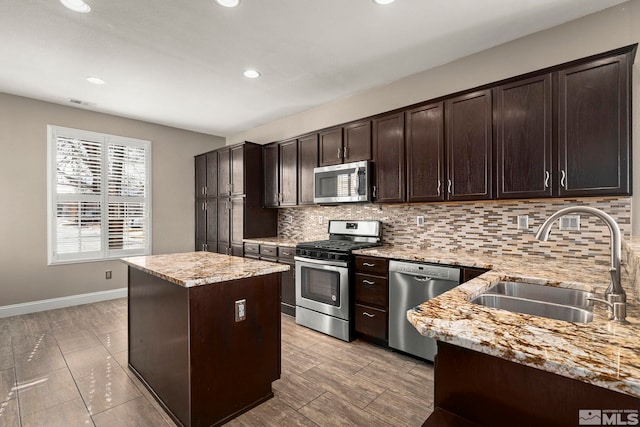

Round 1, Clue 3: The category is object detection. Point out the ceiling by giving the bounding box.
[0,0,627,138]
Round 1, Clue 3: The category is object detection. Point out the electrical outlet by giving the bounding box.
[517,215,529,230]
[285,215,293,224]
[235,299,246,322]
[105,270,112,280]
[559,215,580,231]
[318,215,323,225]
[416,216,425,227]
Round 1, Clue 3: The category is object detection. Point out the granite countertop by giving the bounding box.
[242,237,300,248]
[122,251,290,288]
[354,245,640,399]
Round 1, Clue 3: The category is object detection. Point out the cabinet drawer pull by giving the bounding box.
[362,279,376,285]
[544,171,550,189]
[447,179,452,194]
[560,170,566,188]
[362,312,375,318]
[362,262,376,267]
[281,251,291,256]
[437,180,441,196]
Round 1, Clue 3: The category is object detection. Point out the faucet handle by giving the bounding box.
[586,297,628,324]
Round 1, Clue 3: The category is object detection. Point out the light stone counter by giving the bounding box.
[242,237,300,248]
[122,251,290,288]
[353,245,640,399]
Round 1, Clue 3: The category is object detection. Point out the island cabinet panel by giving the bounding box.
[406,102,445,202]
[128,267,191,426]
[445,90,493,201]
[128,267,281,427]
[558,53,631,197]
[373,112,405,203]
[425,342,640,427]
[496,74,553,199]
[297,133,318,205]
[319,127,343,166]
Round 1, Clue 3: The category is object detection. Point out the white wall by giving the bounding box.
[227,0,640,235]
[0,93,225,306]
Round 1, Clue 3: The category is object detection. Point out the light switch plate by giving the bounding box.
[235,299,246,322]
[416,216,425,227]
[517,215,529,230]
[318,215,323,225]
[559,215,580,231]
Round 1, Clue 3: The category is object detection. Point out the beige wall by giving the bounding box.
[0,93,225,306]
[228,0,640,235]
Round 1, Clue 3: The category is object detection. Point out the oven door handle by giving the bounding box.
[294,256,349,268]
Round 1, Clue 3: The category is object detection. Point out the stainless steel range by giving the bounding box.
[294,220,382,341]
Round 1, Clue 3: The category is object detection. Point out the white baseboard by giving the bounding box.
[0,288,127,318]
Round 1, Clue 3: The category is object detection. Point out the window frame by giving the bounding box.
[47,125,152,265]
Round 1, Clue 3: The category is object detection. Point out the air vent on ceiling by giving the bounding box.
[67,98,95,107]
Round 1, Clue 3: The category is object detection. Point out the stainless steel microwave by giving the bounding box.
[313,161,371,204]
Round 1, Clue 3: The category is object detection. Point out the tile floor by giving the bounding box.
[0,298,434,426]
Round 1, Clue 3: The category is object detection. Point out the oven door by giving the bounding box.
[295,256,350,320]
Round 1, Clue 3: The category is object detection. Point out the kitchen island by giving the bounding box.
[122,252,290,427]
[355,246,640,427]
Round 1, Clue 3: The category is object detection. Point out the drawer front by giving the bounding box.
[260,256,278,263]
[354,273,388,308]
[244,243,259,255]
[354,256,388,276]
[354,304,387,340]
[277,246,295,261]
[244,254,260,260]
[259,245,278,257]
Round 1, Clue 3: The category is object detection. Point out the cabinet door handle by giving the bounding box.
[362,279,376,285]
[447,179,452,194]
[437,180,441,196]
[337,148,342,159]
[281,251,291,256]
[201,202,206,211]
[544,171,550,188]
[560,170,566,188]
[372,186,377,198]
[343,146,348,159]
[363,262,375,267]
[362,312,375,318]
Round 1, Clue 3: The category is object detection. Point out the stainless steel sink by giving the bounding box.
[483,281,595,307]
[470,281,595,323]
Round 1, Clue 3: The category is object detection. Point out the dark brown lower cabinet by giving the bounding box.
[280,260,295,316]
[128,267,281,427]
[424,342,640,427]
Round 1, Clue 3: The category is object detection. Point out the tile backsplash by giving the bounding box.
[278,197,631,266]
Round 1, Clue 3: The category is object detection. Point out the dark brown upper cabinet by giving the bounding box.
[263,140,298,207]
[217,147,230,196]
[319,127,343,166]
[445,89,493,201]
[297,133,318,205]
[263,144,279,208]
[557,53,631,197]
[195,152,217,199]
[373,112,405,203]
[195,154,207,199]
[496,74,553,199]
[230,145,245,196]
[319,120,371,166]
[406,102,445,202]
[279,139,298,206]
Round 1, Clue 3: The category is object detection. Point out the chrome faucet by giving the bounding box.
[535,206,627,323]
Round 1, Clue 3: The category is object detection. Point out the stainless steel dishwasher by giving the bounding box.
[388,260,461,361]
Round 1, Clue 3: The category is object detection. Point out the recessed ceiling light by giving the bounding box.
[60,0,91,13]
[243,69,260,79]
[86,76,105,85]
[373,0,395,4]
[217,0,239,7]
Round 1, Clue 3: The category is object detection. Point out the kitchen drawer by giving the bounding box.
[354,304,387,341]
[354,273,388,308]
[277,246,295,261]
[354,256,388,276]
[244,243,259,255]
[259,245,278,257]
